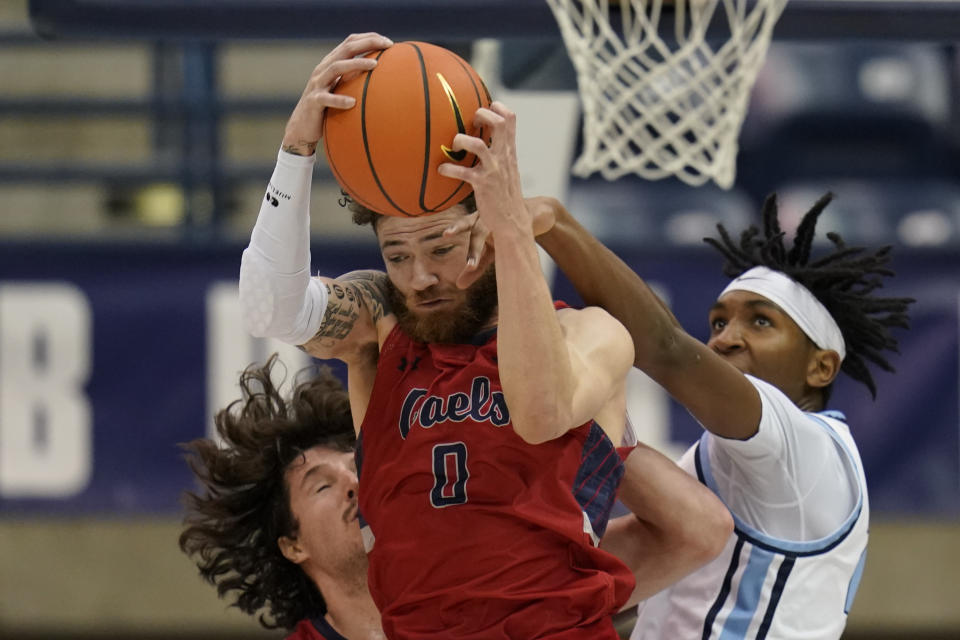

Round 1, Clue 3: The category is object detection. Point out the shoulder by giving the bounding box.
[749,376,840,437]
[339,268,388,283]
[709,375,853,461]
[746,375,800,415]
[335,269,391,299]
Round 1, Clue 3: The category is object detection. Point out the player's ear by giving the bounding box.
[806,348,841,389]
[278,535,308,565]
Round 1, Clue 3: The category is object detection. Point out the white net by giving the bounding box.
[546,0,788,188]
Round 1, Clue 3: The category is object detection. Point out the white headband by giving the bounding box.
[720,266,846,361]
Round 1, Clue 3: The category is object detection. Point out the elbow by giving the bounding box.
[239,250,269,337]
[238,248,314,343]
[666,484,733,568]
[691,501,734,564]
[717,508,735,550]
[238,297,272,339]
[642,324,694,378]
[515,430,555,446]
[238,274,274,339]
[513,421,560,445]
[511,407,569,445]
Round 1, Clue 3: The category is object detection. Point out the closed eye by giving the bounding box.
[433,245,454,256]
[386,255,407,264]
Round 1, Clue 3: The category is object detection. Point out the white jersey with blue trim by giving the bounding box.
[631,376,869,640]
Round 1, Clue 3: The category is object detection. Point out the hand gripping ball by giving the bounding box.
[323,41,492,217]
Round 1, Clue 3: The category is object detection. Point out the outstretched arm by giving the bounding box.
[537,200,763,440]
[601,444,733,607]
[440,104,633,444]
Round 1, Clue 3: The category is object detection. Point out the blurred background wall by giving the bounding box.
[1,1,959,638]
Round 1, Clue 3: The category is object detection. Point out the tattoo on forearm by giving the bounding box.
[309,271,392,344]
[282,140,318,156]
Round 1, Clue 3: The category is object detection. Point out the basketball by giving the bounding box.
[322,41,492,217]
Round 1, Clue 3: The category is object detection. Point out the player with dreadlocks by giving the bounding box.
[179,354,385,640]
[703,192,911,403]
[444,191,911,639]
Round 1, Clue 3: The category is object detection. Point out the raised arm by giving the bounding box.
[439,104,634,444]
[238,34,394,362]
[601,444,733,607]
[280,32,392,156]
[537,200,763,440]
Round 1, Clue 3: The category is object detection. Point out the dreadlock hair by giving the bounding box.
[339,190,477,231]
[179,353,355,630]
[704,192,914,402]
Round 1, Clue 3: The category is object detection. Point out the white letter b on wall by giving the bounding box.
[0,283,92,498]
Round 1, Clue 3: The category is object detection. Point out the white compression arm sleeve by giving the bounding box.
[239,149,329,346]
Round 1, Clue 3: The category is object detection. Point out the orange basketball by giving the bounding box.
[323,41,492,217]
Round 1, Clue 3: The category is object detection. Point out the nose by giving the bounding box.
[410,257,439,291]
[345,470,359,500]
[710,322,745,355]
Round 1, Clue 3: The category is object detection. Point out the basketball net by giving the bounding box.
[546,0,787,188]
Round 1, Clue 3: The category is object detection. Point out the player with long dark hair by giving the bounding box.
[180,354,384,640]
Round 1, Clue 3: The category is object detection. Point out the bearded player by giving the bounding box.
[239,32,731,639]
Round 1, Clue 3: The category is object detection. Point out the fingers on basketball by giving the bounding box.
[323,41,492,217]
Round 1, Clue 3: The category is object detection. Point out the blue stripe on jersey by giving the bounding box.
[818,409,847,422]
[844,547,867,613]
[702,536,745,640]
[696,425,863,556]
[571,422,623,539]
[718,546,775,640]
[755,555,795,640]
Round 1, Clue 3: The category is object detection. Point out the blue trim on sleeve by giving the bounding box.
[844,547,868,614]
[818,409,847,423]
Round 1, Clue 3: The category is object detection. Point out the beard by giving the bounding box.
[387,266,498,344]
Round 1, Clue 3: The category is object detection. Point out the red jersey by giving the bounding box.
[356,322,635,640]
[285,617,347,640]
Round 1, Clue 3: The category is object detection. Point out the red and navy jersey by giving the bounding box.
[285,617,348,640]
[356,320,635,640]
